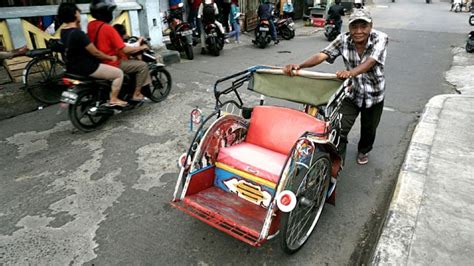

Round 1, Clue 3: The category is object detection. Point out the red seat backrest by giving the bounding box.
[245,106,326,155]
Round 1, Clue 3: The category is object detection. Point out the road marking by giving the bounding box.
[376,5,389,8]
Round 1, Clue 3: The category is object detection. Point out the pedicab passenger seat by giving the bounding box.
[217,106,326,184]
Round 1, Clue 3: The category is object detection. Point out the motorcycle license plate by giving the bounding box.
[180,30,193,36]
[61,91,78,104]
[259,27,269,32]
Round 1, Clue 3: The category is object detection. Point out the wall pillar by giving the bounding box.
[5,18,26,48]
[136,0,164,48]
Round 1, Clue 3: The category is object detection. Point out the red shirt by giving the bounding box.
[87,20,125,67]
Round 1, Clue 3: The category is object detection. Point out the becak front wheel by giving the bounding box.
[280,152,331,254]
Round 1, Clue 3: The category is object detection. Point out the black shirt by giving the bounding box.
[258,3,273,20]
[61,28,100,76]
[328,4,345,21]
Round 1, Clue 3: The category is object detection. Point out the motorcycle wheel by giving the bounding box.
[256,35,267,49]
[290,30,295,39]
[467,43,474,53]
[210,44,220,56]
[469,15,474,26]
[184,44,194,60]
[69,89,110,132]
[146,68,172,102]
[279,152,331,254]
[281,27,293,40]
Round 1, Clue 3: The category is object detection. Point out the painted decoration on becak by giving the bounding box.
[224,178,272,208]
[294,138,315,163]
[192,116,248,171]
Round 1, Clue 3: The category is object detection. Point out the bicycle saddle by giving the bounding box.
[26,49,52,57]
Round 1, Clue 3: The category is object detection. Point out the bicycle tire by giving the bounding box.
[24,56,66,104]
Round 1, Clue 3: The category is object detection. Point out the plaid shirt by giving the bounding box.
[321,29,388,108]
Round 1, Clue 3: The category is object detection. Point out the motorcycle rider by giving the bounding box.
[327,0,345,34]
[198,0,226,54]
[87,0,151,102]
[257,0,279,44]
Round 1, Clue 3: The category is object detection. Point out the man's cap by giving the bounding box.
[348,9,372,25]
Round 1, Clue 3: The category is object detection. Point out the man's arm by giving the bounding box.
[283,52,329,76]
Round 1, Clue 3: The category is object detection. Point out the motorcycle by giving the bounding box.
[202,20,225,56]
[253,19,273,48]
[466,31,474,53]
[60,40,172,132]
[164,4,195,60]
[451,0,464,13]
[324,19,340,42]
[275,16,295,40]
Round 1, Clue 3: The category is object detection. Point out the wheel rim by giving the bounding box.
[70,92,108,131]
[284,156,330,250]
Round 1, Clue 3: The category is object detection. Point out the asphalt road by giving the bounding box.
[0,0,469,264]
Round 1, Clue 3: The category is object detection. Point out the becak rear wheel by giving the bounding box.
[280,152,331,254]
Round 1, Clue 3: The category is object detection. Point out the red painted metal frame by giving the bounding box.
[172,187,271,247]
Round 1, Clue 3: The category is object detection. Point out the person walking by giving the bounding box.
[283,9,388,165]
[226,0,241,43]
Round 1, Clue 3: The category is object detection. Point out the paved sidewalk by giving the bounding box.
[372,48,474,264]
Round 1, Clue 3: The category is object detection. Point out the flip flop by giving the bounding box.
[106,102,130,109]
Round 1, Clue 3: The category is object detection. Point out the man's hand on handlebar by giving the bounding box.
[283,64,300,76]
[336,70,353,79]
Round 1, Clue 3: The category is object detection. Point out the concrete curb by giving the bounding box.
[371,94,474,265]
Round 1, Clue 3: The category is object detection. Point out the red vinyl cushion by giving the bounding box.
[217,142,287,184]
[245,106,326,155]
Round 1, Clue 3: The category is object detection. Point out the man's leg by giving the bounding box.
[338,98,360,162]
[120,60,151,100]
[269,20,278,43]
[358,100,384,154]
[199,19,207,53]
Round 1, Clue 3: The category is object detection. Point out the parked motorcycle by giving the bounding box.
[466,31,474,53]
[253,19,273,48]
[60,40,172,132]
[165,4,195,60]
[469,3,474,25]
[324,19,340,42]
[451,0,464,12]
[275,16,295,40]
[202,20,225,56]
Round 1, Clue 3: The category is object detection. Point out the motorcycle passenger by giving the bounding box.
[327,0,345,34]
[87,0,151,102]
[258,0,278,44]
[198,0,227,53]
[57,3,127,107]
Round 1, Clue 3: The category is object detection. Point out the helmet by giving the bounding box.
[90,0,117,23]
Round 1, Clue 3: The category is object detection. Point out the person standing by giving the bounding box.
[257,0,278,44]
[227,0,241,43]
[327,0,345,34]
[188,0,202,36]
[283,9,388,165]
[221,0,232,33]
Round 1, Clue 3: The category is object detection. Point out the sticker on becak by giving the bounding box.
[295,138,315,162]
[224,178,272,207]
